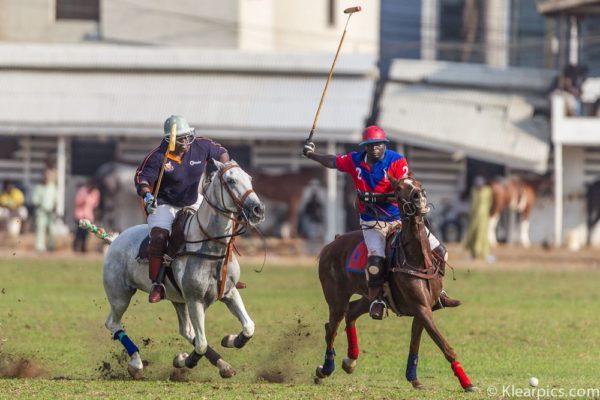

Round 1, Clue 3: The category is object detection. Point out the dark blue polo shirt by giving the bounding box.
[134,137,227,207]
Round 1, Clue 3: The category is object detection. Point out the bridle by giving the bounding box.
[202,163,256,224]
[396,181,427,218]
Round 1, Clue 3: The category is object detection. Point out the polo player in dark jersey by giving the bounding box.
[135,115,229,303]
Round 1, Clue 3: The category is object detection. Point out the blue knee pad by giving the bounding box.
[405,353,418,381]
[322,349,336,375]
[113,330,139,356]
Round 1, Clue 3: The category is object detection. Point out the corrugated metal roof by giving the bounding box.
[0,44,376,141]
[0,43,375,75]
[379,82,550,173]
[388,59,556,93]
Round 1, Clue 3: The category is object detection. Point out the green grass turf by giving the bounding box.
[0,257,599,399]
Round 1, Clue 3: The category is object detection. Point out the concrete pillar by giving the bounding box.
[325,140,338,242]
[23,136,32,192]
[56,136,66,219]
[569,16,579,65]
[421,0,438,60]
[485,0,509,67]
[554,143,563,247]
[551,95,564,247]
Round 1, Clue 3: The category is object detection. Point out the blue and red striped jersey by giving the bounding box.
[335,150,410,221]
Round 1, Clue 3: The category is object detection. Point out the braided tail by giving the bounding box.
[78,219,117,244]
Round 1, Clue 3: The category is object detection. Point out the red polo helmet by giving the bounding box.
[359,125,390,146]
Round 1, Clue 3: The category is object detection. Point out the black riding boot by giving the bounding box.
[366,255,386,320]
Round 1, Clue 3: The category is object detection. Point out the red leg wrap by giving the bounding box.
[346,326,359,359]
[451,361,472,389]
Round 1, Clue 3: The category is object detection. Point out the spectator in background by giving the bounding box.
[560,64,588,116]
[0,181,28,239]
[32,173,58,252]
[464,176,492,260]
[73,178,101,253]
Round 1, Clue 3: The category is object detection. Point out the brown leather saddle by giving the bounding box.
[136,208,195,263]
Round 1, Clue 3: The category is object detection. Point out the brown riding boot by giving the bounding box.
[148,257,166,303]
[148,227,169,303]
[366,256,386,320]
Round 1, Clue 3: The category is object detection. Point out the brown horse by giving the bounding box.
[251,167,323,238]
[489,177,536,248]
[315,177,477,392]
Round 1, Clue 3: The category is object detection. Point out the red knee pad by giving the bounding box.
[451,361,472,389]
[346,326,359,359]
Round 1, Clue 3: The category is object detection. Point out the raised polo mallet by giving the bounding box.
[152,122,177,207]
[305,6,362,146]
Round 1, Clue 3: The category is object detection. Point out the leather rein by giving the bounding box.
[174,163,255,298]
[389,185,440,280]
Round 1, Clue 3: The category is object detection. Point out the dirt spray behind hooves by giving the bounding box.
[255,316,317,383]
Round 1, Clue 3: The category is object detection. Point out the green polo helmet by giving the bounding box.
[163,115,194,140]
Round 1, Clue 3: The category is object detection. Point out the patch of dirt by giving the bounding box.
[0,353,47,378]
[169,368,189,382]
[97,350,144,380]
[255,317,315,384]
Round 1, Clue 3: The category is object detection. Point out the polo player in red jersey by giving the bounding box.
[303,125,460,319]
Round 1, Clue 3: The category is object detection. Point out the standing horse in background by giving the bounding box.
[99,160,265,379]
[252,167,322,238]
[315,177,477,392]
[95,161,144,233]
[489,177,536,248]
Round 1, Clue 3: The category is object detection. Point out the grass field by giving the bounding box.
[1,253,600,399]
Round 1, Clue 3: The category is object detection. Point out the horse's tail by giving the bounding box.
[78,219,118,244]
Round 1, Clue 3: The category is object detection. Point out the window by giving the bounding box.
[56,0,99,21]
[509,0,546,68]
[437,0,485,63]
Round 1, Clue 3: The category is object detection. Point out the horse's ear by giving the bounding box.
[206,158,220,176]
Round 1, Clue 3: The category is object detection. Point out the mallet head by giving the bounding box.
[344,6,362,14]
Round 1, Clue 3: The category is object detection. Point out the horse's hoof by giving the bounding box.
[410,380,426,390]
[315,366,330,379]
[173,353,189,369]
[341,358,356,374]
[219,367,236,379]
[464,385,480,392]
[127,364,143,380]
[217,359,236,378]
[221,334,236,348]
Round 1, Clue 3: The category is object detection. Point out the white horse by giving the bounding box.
[100,159,265,379]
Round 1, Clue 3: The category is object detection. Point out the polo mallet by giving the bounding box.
[152,123,177,206]
[305,6,362,145]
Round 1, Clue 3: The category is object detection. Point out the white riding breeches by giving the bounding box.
[147,195,203,233]
[360,218,441,258]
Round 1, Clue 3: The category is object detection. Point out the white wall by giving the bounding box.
[101,0,239,47]
[530,146,591,246]
[273,0,378,54]
[238,0,274,51]
[0,0,98,43]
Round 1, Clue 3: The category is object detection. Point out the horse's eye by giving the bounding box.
[227,178,235,185]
